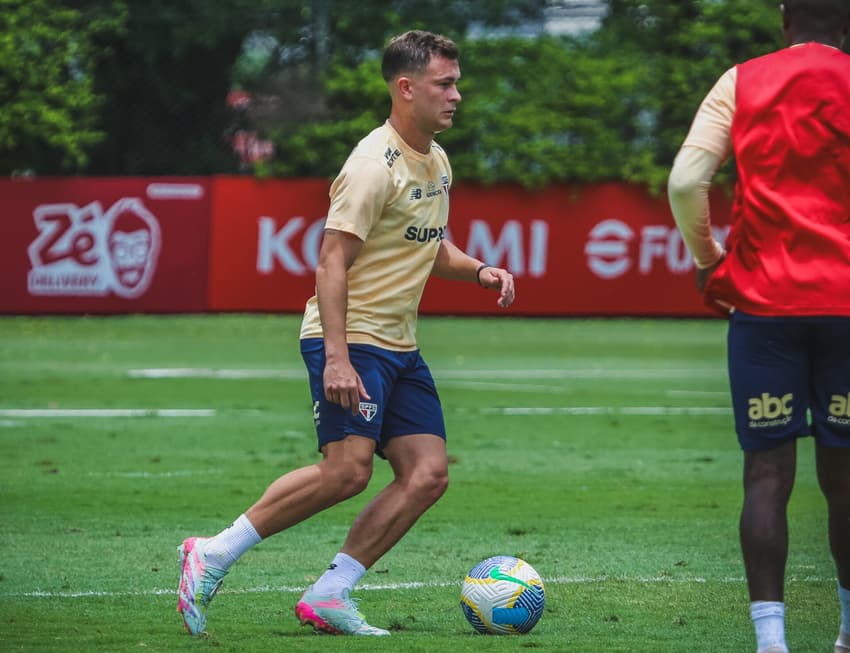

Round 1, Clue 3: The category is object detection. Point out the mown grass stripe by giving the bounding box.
[2,575,833,600]
[0,409,216,418]
[483,406,731,416]
[127,367,725,380]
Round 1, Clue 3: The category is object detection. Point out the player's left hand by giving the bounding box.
[478,266,515,308]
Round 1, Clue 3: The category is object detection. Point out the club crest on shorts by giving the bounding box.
[358,402,378,422]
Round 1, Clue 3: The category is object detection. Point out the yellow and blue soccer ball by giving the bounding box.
[460,555,545,634]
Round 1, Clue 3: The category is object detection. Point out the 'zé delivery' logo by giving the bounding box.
[27,198,162,299]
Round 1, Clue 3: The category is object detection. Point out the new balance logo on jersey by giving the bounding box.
[409,187,422,200]
[828,393,850,426]
[404,225,447,243]
[359,402,378,422]
[748,392,793,427]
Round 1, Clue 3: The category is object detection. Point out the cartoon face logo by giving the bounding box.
[108,207,156,292]
[27,197,162,299]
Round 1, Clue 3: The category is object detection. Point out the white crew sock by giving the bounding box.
[839,584,850,645]
[751,601,787,653]
[311,552,367,597]
[204,514,262,571]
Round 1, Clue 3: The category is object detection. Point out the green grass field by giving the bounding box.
[0,315,840,652]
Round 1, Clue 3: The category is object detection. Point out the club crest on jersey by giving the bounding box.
[441,174,449,196]
[358,402,378,422]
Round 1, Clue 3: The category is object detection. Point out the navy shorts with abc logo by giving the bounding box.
[727,311,850,452]
[300,338,447,454]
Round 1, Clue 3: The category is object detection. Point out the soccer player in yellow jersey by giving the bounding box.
[176,30,515,637]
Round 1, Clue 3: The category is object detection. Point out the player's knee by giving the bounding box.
[818,469,850,505]
[743,448,795,495]
[325,459,373,499]
[412,465,449,505]
[743,472,794,507]
[342,461,373,498]
[816,446,850,503]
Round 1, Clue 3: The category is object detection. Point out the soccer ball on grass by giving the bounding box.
[460,555,545,634]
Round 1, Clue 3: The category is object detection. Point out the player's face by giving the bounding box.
[411,54,461,134]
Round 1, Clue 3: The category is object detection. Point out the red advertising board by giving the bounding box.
[422,182,734,316]
[208,178,733,317]
[1,176,733,317]
[0,178,211,314]
[208,176,331,312]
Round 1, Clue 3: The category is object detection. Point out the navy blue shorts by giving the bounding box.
[300,338,446,455]
[727,311,850,452]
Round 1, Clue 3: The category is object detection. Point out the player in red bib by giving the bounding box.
[668,2,850,652]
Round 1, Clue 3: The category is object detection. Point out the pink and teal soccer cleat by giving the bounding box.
[176,537,227,636]
[295,587,390,636]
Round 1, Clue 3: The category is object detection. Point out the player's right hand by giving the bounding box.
[323,359,370,415]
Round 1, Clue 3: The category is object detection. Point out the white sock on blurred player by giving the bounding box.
[751,601,787,653]
[837,584,850,650]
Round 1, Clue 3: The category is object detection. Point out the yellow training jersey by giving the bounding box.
[299,121,452,350]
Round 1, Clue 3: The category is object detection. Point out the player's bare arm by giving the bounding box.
[315,229,370,414]
[431,239,515,308]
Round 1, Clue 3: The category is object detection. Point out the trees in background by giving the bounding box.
[0,0,125,174]
[83,0,284,175]
[2,0,796,187]
[596,0,780,188]
[250,0,782,190]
